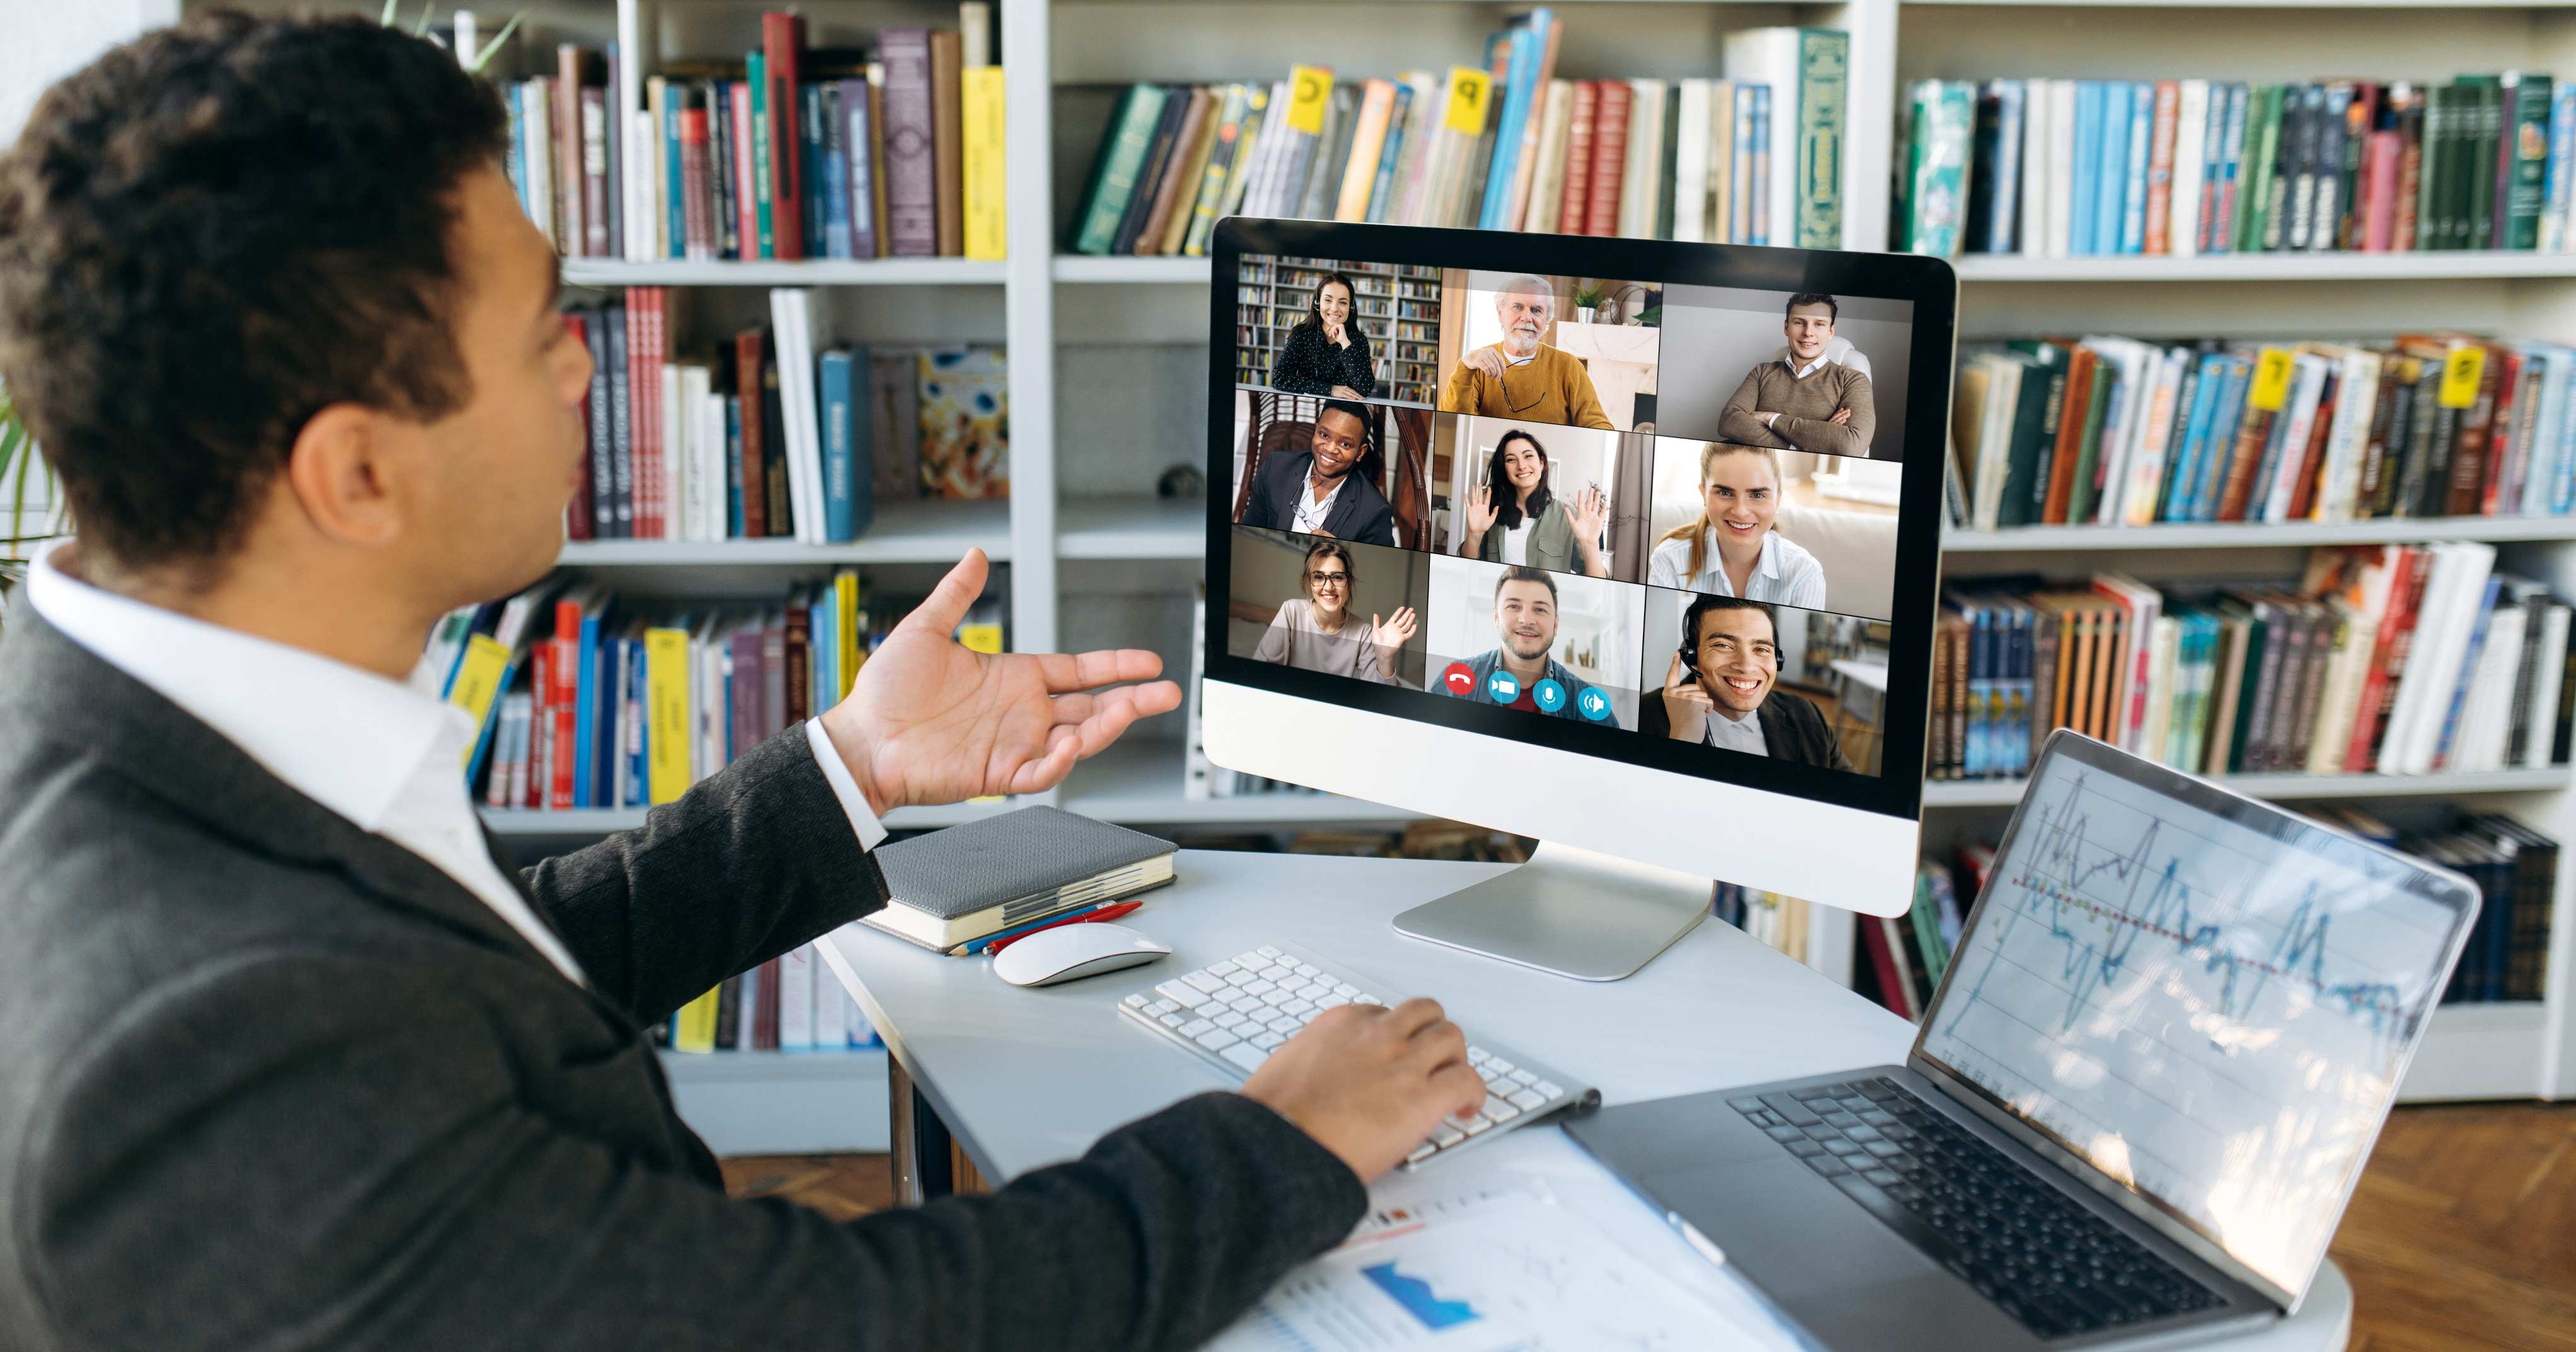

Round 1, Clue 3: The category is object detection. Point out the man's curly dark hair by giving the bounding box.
[0,11,512,573]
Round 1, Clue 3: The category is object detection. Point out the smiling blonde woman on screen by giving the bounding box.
[1647,442,1827,610]
[1250,540,1413,684]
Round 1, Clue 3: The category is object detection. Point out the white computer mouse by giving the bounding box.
[991,923,1172,988]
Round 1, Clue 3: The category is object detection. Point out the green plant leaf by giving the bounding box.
[468,11,526,75]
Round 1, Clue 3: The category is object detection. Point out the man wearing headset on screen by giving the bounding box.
[1642,595,1851,770]
[1437,275,1614,432]
[1430,567,1619,727]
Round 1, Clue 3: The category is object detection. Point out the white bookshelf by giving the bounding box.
[117,0,2569,1114]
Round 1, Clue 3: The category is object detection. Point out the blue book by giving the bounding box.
[1478,20,1545,230]
[571,604,602,809]
[812,598,836,710]
[2159,355,2225,520]
[2189,358,2253,521]
[817,348,874,541]
[822,88,854,259]
[2071,83,2105,253]
[802,84,829,260]
[2214,84,2250,252]
[623,638,648,808]
[1982,80,2026,254]
[726,396,746,538]
[2093,82,2130,255]
[663,91,686,260]
[2120,81,2153,253]
[1366,84,1415,225]
[2549,84,2576,252]
[2434,578,2505,769]
[503,84,528,211]
[589,628,618,808]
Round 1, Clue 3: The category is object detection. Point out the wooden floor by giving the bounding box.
[725,1102,2576,1351]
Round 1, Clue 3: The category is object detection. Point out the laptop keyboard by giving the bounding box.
[1730,1077,2224,1341]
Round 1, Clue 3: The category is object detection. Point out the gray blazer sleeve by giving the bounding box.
[18,951,1367,1352]
[519,727,884,1025]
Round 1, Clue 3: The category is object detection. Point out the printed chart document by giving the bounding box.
[1208,1178,1809,1351]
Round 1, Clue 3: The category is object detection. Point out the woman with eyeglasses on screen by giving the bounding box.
[1268,271,1377,399]
[1249,540,1415,684]
[1456,428,1609,577]
[1647,442,1828,609]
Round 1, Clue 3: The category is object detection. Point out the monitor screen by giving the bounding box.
[1915,736,2478,1300]
[1207,219,1955,821]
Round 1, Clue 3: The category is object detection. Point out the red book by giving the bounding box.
[761,12,807,260]
[2142,81,2178,254]
[1860,915,1916,1020]
[2284,381,2338,521]
[1584,80,1631,238]
[730,79,760,263]
[753,956,782,1049]
[734,327,768,539]
[624,301,653,540]
[2364,130,2401,251]
[2481,347,2527,516]
[642,288,668,538]
[526,642,555,809]
[1557,81,1596,234]
[680,95,715,260]
[2347,546,2428,771]
[553,46,588,255]
[548,603,582,810]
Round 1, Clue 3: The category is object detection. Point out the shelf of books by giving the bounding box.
[565,260,1006,288]
[1947,516,2576,552]
[1950,253,2576,284]
[1922,766,2573,807]
[651,932,895,1155]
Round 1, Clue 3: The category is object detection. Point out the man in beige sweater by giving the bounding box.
[1439,275,1614,430]
[1718,293,1878,459]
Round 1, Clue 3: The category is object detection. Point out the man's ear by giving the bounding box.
[282,402,406,547]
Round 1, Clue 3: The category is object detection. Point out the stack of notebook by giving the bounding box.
[860,806,1178,955]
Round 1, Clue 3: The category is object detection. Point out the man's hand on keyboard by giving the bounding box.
[1239,997,1490,1182]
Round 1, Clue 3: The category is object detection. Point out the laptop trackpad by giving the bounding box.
[1645,1159,1941,1300]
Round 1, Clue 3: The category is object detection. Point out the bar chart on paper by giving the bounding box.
[1210,1190,1749,1351]
[1919,756,2469,1296]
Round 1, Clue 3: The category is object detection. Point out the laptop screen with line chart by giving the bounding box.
[1914,732,2479,1303]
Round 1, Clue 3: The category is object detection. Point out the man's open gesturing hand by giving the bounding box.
[818,549,1182,815]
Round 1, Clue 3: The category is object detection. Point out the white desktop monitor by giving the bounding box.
[1205,219,1958,980]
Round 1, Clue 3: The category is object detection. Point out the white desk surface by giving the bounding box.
[819,849,2348,1351]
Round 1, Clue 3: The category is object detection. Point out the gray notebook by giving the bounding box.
[862,806,1178,950]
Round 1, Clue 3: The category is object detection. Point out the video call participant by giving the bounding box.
[1238,398,1397,546]
[1267,271,1377,399]
[1644,596,1852,770]
[1458,429,1608,577]
[1437,274,1613,431]
[1647,442,1827,608]
[1250,541,1415,684]
[1718,293,1877,459]
[1433,567,1619,727]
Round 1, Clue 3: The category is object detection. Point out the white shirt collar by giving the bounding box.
[25,539,458,833]
[1698,527,1784,585]
[1785,351,1829,379]
[1501,343,1541,367]
[1294,468,1348,529]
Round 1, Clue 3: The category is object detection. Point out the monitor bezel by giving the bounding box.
[1206,216,1958,821]
[1907,729,2484,1310]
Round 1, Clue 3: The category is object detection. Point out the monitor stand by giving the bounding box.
[1391,841,1709,981]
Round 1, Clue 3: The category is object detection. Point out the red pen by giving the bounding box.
[982,901,1145,957]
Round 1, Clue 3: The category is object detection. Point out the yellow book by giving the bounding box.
[962,66,1008,260]
[672,986,721,1053]
[957,620,1003,656]
[646,627,692,804]
[835,571,864,700]
[446,635,514,769]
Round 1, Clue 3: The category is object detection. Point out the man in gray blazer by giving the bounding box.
[0,15,1486,1351]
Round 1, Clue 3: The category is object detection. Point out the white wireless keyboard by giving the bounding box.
[1118,942,1596,1168]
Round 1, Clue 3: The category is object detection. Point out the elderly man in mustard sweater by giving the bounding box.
[1719,293,1879,459]
[1439,275,1614,430]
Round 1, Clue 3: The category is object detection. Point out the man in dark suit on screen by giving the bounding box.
[0,16,1486,1351]
[1236,398,1400,546]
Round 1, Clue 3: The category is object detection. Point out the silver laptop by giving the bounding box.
[1566,731,2481,1350]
